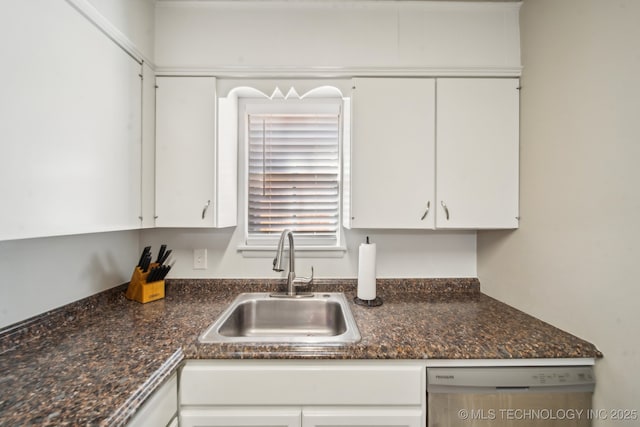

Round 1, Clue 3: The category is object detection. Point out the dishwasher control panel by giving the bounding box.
[531,368,594,386]
[428,366,595,391]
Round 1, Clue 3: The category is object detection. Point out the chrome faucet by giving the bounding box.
[272,229,313,297]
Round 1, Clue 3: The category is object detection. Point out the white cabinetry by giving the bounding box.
[126,373,177,427]
[347,78,436,229]
[181,407,301,427]
[303,408,422,427]
[436,78,520,229]
[155,76,236,228]
[0,0,142,240]
[346,77,519,230]
[179,361,425,427]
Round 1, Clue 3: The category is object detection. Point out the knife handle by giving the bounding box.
[137,246,151,268]
[159,249,172,265]
[156,244,167,263]
[147,267,156,282]
[159,265,171,280]
[142,253,152,272]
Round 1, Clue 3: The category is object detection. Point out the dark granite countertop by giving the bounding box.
[0,278,601,426]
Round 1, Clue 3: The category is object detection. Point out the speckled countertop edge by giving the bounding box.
[98,348,181,427]
[0,278,602,426]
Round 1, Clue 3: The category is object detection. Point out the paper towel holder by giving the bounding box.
[354,296,383,307]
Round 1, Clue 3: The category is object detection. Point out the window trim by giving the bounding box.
[237,96,347,255]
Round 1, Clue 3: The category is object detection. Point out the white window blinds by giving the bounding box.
[247,112,340,246]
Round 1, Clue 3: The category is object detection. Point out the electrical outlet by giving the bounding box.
[193,248,207,270]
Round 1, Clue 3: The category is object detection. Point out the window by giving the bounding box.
[243,100,342,248]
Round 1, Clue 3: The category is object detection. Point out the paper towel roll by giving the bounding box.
[357,242,377,300]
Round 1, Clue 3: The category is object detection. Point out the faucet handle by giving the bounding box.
[293,266,314,287]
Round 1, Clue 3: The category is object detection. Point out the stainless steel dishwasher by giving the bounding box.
[427,366,595,427]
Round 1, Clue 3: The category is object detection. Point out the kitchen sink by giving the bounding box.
[199,292,361,345]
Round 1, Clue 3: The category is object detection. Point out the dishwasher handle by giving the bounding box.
[428,384,593,394]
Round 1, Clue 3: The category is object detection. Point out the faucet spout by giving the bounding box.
[272,229,313,297]
[273,229,295,274]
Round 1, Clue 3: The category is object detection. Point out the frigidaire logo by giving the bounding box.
[436,375,455,379]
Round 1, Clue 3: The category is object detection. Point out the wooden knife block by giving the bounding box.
[125,264,165,304]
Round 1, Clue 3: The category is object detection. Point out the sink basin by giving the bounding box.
[199,292,361,345]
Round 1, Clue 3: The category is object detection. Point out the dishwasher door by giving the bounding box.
[427,366,595,427]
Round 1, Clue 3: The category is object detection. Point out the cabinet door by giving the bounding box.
[126,374,177,427]
[180,360,424,407]
[302,407,422,427]
[155,76,217,227]
[349,78,436,229]
[1,0,142,240]
[436,78,520,229]
[180,407,301,427]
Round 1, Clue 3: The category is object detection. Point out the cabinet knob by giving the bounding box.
[202,200,211,219]
[420,201,431,221]
[441,201,450,220]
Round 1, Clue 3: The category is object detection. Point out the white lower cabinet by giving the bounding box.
[181,407,301,427]
[303,408,422,427]
[126,373,177,427]
[181,407,421,427]
[179,361,426,427]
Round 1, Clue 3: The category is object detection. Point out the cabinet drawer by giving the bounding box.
[180,361,425,406]
[181,407,301,427]
[302,407,422,427]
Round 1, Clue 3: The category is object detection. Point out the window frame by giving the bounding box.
[238,96,346,254]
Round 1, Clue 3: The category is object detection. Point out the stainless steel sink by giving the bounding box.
[199,292,361,345]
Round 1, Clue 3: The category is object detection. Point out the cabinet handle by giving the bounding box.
[420,201,431,220]
[202,200,211,219]
[441,201,450,220]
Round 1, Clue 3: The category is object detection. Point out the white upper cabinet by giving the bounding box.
[156,1,521,74]
[0,0,142,241]
[347,78,436,229]
[346,77,519,230]
[155,76,237,228]
[436,78,520,229]
[155,76,215,227]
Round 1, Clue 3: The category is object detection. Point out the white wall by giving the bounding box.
[0,0,155,329]
[141,228,477,279]
[477,0,640,423]
[0,231,139,328]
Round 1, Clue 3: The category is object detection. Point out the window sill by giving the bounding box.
[237,244,347,259]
